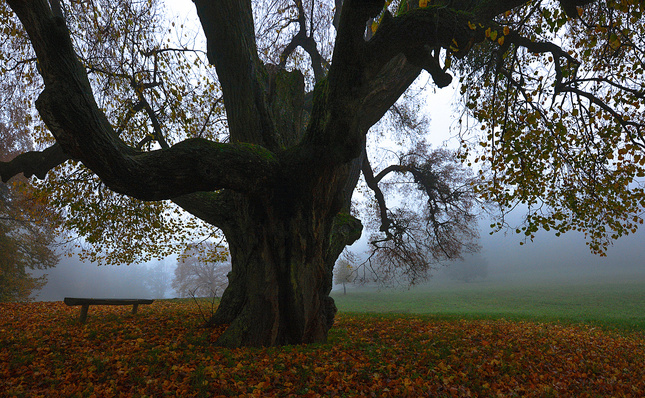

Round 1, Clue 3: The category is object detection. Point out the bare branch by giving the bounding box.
[132,81,169,150]
[279,0,326,82]
[560,86,645,149]
[361,155,391,233]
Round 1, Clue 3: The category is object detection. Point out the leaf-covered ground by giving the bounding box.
[1,300,644,397]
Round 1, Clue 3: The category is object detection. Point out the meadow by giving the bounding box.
[332,276,645,333]
[1,277,645,397]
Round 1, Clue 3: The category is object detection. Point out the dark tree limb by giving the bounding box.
[357,55,421,133]
[171,191,237,231]
[7,0,279,199]
[48,0,62,18]
[363,2,534,78]
[558,0,595,18]
[0,143,69,182]
[193,0,277,148]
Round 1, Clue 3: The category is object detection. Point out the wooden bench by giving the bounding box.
[64,297,154,323]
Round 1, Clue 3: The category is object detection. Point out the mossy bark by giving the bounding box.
[208,167,361,347]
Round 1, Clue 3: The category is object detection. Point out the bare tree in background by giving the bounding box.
[334,258,355,295]
[172,243,231,298]
[145,261,170,299]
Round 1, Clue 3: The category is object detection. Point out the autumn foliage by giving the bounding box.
[0,110,59,302]
[1,300,644,397]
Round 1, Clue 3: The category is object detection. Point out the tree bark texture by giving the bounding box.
[208,186,355,347]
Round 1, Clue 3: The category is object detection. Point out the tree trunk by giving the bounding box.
[207,166,361,348]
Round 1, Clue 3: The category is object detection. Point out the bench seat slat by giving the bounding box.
[64,298,154,306]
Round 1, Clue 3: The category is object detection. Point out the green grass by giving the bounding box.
[331,277,645,334]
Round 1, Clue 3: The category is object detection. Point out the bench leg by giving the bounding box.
[132,303,139,314]
[79,304,89,323]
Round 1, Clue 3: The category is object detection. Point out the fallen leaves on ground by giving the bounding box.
[1,300,644,397]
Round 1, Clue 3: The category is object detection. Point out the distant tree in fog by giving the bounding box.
[446,254,488,283]
[172,242,230,298]
[334,259,355,295]
[145,262,170,299]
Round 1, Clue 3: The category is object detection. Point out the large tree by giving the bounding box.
[1,0,644,346]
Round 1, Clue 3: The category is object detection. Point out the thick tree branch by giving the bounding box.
[0,143,69,182]
[48,0,62,18]
[171,191,237,231]
[366,8,473,76]
[193,0,277,148]
[327,0,381,92]
[302,0,382,160]
[558,0,595,18]
[364,2,532,81]
[310,1,535,166]
[358,55,421,133]
[305,55,419,166]
[7,0,278,199]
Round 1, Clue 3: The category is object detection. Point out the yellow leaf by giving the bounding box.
[419,0,428,7]
[503,26,510,35]
[490,30,498,41]
[498,36,505,46]
[371,21,378,33]
[485,27,491,38]
[468,21,476,30]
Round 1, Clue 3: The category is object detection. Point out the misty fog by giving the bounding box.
[30,209,645,302]
[465,224,645,285]
[30,256,175,302]
[338,209,645,292]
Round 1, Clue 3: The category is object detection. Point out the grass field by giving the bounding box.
[331,276,645,333]
[2,278,645,397]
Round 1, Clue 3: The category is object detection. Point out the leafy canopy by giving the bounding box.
[455,0,645,254]
[0,107,59,302]
[1,0,644,271]
[0,0,222,264]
